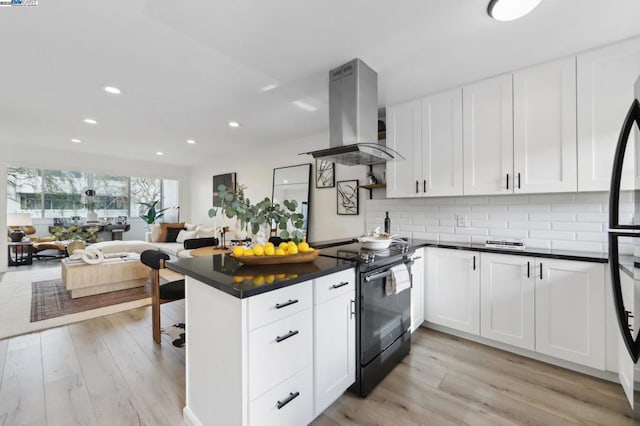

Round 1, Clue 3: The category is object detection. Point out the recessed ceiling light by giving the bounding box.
[83,118,98,124]
[71,138,82,143]
[186,139,196,144]
[293,100,318,112]
[156,151,164,156]
[104,86,121,94]
[228,121,241,128]
[487,0,542,21]
[260,84,278,92]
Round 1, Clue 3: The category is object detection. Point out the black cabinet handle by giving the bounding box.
[539,263,543,280]
[275,299,298,309]
[277,391,300,409]
[423,180,427,193]
[527,261,530,278]
[415,180,419,193]
[331,281,349,289]
[275,330,299,343]
[518,172,521,189]
[473,256,476,271]
[506,173,509,190]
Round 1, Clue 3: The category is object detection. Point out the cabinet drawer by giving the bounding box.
[248,280,312,330]
[249,309,312,400]
[250,366,313,426]
[314,269,355,305]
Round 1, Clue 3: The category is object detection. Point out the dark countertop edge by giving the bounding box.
[166,259,357,299]
[406,240,608,263]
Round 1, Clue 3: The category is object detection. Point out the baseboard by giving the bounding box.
[422,322,620,384]
[183,406,203,426]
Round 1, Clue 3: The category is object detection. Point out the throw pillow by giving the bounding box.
[176,229,198,244]
[159,222,186,242]
[165,227,185,243]
[196,225,216,238]
[184,222,198,231]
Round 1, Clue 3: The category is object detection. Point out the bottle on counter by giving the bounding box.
[384,211,391,234]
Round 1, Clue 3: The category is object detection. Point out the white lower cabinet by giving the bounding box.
[410,248,425,332]
[535,258,605,370]
[184,269,356,426]
[313,269,356,417]
[425,248,607,371]
[480,253,535,350]
[425,248,480,335]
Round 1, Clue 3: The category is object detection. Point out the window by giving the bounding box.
[6,165,179,220]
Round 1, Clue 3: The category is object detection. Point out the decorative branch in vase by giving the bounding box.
[208,184,305,243]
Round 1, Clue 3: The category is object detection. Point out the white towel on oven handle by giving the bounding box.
[385,263,411,296]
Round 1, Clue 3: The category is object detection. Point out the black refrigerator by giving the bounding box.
[609,74,640,421]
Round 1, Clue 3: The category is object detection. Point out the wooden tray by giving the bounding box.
[230,249,320,265]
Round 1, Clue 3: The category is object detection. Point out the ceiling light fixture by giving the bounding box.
[293,100,318,112]
[156,151,164,156]
[71,138,82,143]
[186,139,196,144]
[83,118,98,124]
[104,86,121,94]
[228,121,241,128]
[487,0,542,21]
[260,84,278,92]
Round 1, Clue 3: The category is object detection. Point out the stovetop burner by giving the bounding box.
[318,240,410,265]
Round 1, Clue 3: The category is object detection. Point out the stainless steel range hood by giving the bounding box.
[306,59,403,166]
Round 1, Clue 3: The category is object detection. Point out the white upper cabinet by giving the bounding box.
[421,88,464,196]
[513,57,577,193]
[463,74,514,195]
[386,100,422,198]
[577,37,640,192]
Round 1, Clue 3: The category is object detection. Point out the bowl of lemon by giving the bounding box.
[230,241,319,265]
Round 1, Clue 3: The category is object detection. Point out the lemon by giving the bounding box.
[265,274,275,284]
[233,276,244,283]
[253,245,265,256]
[264,245,275,256]
[275,248,286,256]
[233,246,245,256]
[243,248,254,256]
[265,242,275,250]
[252,276,265,285]
[287,241,296,250]
[279,242,289,251]
[298,242,309,252]
[288,245,299,255]
[276,273,286,280]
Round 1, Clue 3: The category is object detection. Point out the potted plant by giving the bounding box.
[208,184,305,243]
[139,201,169,225]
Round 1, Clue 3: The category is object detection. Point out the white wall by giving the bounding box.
[1,143,191,270]
[366,191,628,254]
[189,132,367,242]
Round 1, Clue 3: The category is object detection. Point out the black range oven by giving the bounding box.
[318,241,415,397]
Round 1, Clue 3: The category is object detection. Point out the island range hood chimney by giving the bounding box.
[306,58,403,166]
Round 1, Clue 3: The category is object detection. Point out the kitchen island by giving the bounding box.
[167,253,357,426]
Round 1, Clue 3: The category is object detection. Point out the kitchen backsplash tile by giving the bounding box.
[366,192,631,254]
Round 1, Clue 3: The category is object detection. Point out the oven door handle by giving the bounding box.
[363,261,414,283]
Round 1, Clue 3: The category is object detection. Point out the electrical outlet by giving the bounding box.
[455,214,466,227]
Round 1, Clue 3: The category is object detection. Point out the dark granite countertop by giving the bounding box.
[167,253,356,299]
[406,239,608,263]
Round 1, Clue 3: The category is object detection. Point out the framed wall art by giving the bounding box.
[315,159,335,188]
[212,172,237,206]
[336,179,359,215]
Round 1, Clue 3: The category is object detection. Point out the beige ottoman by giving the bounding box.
[62,256,149,298]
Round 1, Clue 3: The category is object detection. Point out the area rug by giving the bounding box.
[30,278,160,322]
[162,323,186,347]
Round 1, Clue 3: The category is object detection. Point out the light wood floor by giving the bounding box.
[0,305,632,425]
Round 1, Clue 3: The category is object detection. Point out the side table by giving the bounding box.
[8,242,33,266]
